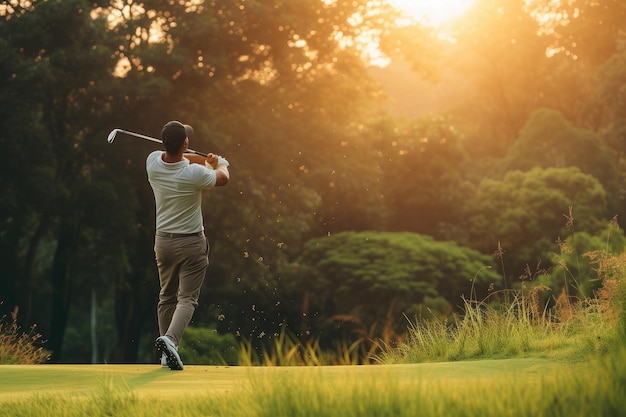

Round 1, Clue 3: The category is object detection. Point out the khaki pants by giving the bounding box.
[154,232,209,346]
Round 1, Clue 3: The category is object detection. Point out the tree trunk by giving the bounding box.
[115,275,155,363]
[49,218,75,363]
[0,242,19,319]
[0,210,28,320]
[20,215,50,324]
[115,282,139,362]
[115,231,158,363]
[91,289,98,364]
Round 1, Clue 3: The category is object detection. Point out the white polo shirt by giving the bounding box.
[146,151,217,234]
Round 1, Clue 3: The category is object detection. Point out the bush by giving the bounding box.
[178,327,239,365]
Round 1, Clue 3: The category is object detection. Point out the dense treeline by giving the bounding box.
[0,0,624,363]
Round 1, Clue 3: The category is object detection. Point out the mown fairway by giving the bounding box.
[0,358,573,400]
[0,359,604,417]
[3,308,626,417]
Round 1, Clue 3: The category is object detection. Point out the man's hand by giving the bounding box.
[205,153,219,170]
[205,153,230,186]
[205,153,230,169]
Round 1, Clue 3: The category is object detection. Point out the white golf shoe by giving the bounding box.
[155,336,184,370]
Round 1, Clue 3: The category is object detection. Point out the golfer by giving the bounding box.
[146,120,229,370]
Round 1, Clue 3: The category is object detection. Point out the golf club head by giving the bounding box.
[107,129,119,143]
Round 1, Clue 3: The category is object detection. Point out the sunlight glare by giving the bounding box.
[388,0,477,26]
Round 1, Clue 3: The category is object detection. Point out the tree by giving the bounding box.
[594,51,626,152]
[501,108,624,225]
[371,115,472,237]
[501,108,616,186]
[284,231,500,347]
[446,0,553,157]
[0,0,129,361]
[526,0,626,66]
[460,167,608,284]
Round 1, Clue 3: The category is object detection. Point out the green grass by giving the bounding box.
[0,350,624,416]
[381,260,626,364]
[1,291,625,417]
[0,287,623,416]
[381,295,619,364]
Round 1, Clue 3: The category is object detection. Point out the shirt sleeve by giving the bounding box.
[193,164,217,188]
[146,150,162,173]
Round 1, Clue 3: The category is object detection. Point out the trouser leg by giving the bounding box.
[155,235,209,346]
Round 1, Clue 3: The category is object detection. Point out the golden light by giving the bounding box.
[388,0,477,26]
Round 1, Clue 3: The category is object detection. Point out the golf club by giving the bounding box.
[107,128,208,157]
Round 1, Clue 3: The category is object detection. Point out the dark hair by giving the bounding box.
[161,121,194,154]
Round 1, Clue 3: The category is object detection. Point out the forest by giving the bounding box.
[0,0,625,364]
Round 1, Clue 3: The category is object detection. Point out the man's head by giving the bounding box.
[161,121,194,154]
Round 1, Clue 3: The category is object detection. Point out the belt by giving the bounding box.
[156,231,204,238]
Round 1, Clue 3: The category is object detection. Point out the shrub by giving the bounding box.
[178,327,239,365]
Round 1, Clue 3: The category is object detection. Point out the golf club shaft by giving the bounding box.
[112,129,208,157]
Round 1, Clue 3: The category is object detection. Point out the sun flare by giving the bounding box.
[388,0,477,27]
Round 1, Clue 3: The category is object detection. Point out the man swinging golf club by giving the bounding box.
[147,120,230,370]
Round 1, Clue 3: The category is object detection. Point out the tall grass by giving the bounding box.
[0,308,49,364]
[237,327,375,366]
[382,248,626,365]
[590,249,626,344]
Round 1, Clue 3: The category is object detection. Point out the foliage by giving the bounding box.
[594,51,626,151]
[502,108,624,223]
[178,326,239,366]
[535,220,626,299]
[448,0,560,157]
[460,167,608,279]
[371,115,472,236]
[0,0,138,362]
[592,50,626,223]
[284,231,501,348]
[526,0,626,65]
[382,245,626,365]
[502,108,616,185]
[62,293,118,363]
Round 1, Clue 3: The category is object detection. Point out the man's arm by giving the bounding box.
[212,164,229,186]
[184,153,208,165]
[185,153,230,187]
